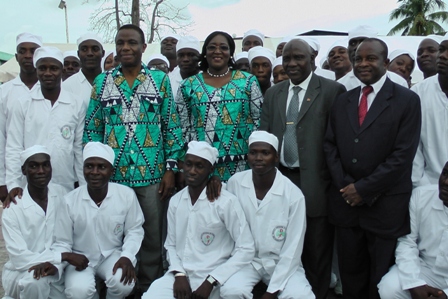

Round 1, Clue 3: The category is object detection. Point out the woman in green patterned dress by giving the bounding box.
[176,31,263,182]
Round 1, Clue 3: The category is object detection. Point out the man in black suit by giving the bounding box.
[324,38,421,299]
[260,38,346,299]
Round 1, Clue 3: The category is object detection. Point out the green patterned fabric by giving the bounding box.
[176,70,263,182]
[83,64,184,187]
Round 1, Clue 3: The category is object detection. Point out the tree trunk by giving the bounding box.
[115,0,120,30]
[131,0,140,26]
[148,0,164,43]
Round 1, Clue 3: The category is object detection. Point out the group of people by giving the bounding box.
[0,21,447,299]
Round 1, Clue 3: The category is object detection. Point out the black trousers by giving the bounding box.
[279,165,334,299]
[336,226,397,299]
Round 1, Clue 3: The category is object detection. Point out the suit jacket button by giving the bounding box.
[354,138,359,143]
[352,158,357,163]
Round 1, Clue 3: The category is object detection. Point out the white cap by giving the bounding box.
[348,25,378,41]
[33,46,64,67]
[63,50,79,60]
[147,54,170,68]
[388,49,415,62]
[77,33,104,47]
[243,29,265,44]
[101,50,115,71]
[249,131,279,152]
[176,36,200,53]
[83,142,115,166]
[278,36,292,47]
[248,46,275,66]
[16,32,43,47]
[186,141,219,166]
[161,34,180,42]
[299,37,320,52]
[234,52,249,61]
[441,32,448,43]
[327,38,348,58]
[319,56,328,68]
[424,35,442,44]
[20,145,50,166]
[273,56,283,68]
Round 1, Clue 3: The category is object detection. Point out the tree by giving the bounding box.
[86,0,192,43]
[388,0,448,36]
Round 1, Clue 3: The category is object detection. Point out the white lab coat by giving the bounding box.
[2,183,67,298]
[5,87,86,192]
[411,75,448,187]
[314,67,335,80]
[51,182,144,267]
[226,169,308,294]
[62,70,93,109]
[0,76,39,186]
[378,185,448,298]
[337,69,408,91]
[168,66,183,99]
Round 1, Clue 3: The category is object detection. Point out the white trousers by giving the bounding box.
[64,252,134,299]
[2,267,66,299]
[378,264,448,299]
[142,272,221,299]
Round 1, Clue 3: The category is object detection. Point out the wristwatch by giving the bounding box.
[206,275,218,286]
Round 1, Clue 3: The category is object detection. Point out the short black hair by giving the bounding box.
[359,38,388,61]
[116,24,145,44]
[199,31,235,71]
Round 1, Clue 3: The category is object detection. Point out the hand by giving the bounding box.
[409,285,447,299]
[62,252,89,271]
[260,291,278,299]
[3,187,23,208]
[191,280,214,299]
[28,262,58,279]
[173,276,192,299]
[112,257,136,285]
[206,175,222,202]
[159,170,175,201]
[0,185,8,203]
[340,183,363,206]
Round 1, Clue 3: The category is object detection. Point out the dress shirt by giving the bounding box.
[227,169,307,294]
[0,77,39,186]
[2,183,67,279]
[168,66,183,99]
[52,183,144,267]
[62,70,94,109]
[280,72,313,168]
[337,69,408,91]
[165,187,254,289]
[411,75,448,187]
[6,87,86,192]
[358,73,387,110]
[395,185,448,295]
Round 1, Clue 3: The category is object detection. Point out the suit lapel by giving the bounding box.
[276,81,289,131]
[297,74,320,123]
[346,87,361,133]
[358,78,393,134]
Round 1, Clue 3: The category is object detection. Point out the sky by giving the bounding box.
[0,0,412,54]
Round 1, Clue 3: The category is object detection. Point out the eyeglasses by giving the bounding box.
[206,45,230,52]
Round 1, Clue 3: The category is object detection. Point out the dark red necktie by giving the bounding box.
[358,85,373,125]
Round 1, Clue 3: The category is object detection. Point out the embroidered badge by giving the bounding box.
[114,224,123,235]
[61,126,71,139]
[201,232,215,246]
[272,226,286,241]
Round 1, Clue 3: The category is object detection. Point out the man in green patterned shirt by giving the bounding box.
[83,24,184,293]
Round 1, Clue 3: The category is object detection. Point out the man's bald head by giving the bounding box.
[282,39,314,85]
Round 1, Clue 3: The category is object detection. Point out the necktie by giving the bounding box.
[284,86,302,167]
[358,85,373,126]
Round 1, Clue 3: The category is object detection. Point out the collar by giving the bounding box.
[360,73,387,93]
[81,184,112,201]
[77,70,89,84]
[114,63,149,79]
[241,168,284,196]
[30,86,70,104]
[432,196,445,211]
[12,75,40,89]
[288,71,313,92]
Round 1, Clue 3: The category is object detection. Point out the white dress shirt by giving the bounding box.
[165,187,254,289]
[2,183,67,278]
[280,72,313,168]
[0,77,39,186]
[51,183,144,267]
[168,66,183,99]
[226,169,307,294]
[395,185,448,294]
[358,73,387,109]
[411,75,448,187]
[5,87,86,192]
[62,70,94,109]
[337,69,408,91]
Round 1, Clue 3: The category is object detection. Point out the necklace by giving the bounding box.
[207,68,230,78]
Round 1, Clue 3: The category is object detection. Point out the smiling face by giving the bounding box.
[388,54,414,81]
[328,46,352,74]
[205,34,231,72]
[282,39,313,85]
[115,28,147,69]
[36,58,63,91]
[22,153,52,189]
[354,40,388,85]
[84,157,113,190]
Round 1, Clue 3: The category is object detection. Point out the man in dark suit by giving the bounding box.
[324,38,421,299]
[260,38,346,299]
